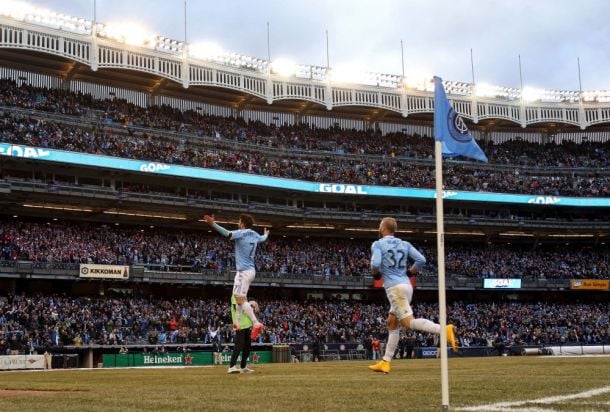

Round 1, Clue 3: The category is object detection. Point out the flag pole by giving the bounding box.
[326,29,330,69]
[401,40,405,78]
[577,57,583,104]
[183,0,187,45]
[434,74,487,410]
[470,48,475,85]
[435,137,450,411]
[267,22,271,62]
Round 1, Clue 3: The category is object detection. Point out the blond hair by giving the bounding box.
[380,217,397,234]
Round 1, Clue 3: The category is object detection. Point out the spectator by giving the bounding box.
[0,293,607,347]
[0,78,608,198]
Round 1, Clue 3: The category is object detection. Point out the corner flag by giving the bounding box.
[432,75,489,411]
[434,76,488,162]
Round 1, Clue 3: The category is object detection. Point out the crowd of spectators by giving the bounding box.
[2,79,609,167]
[0,221,370,276]
[440,245,608,280]
[1,110,608,197]
[1,82,608,359]
[0,294,608,352]
[1,221,607,280]
[0,80,609,197]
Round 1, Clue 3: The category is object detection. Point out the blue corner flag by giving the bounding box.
[434,76,488,162]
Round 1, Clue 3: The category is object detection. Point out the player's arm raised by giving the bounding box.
[203,214,232,238]
[258,227,270,243]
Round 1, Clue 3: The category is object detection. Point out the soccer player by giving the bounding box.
[203,213,269,340]
[369,217,458,374]
[227,297,259,374]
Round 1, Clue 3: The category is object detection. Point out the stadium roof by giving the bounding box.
[3,3,610,132]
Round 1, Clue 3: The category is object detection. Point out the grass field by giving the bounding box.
[1,357,609,411]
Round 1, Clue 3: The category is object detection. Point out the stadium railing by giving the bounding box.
[6,178,610,231]
[0,260,585,289]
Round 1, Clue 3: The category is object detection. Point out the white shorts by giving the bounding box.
[385,283,414,321]
[233,269,255,297]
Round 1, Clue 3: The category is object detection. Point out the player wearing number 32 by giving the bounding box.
[369,217,458,374]
[203,213,269,341]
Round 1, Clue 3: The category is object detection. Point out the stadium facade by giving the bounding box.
[0,7,608,295]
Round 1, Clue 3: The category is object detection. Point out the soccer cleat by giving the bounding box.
[446,324,458,352]
[368,360,391,374]
[240,367,255,373]
[227,365,241,374]
[251,323,264,340]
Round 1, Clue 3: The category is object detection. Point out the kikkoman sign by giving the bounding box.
[79,264,130,279]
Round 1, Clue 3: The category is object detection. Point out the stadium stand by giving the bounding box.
[0,6,608,370]
[1,80,609,197]
[0,294,608,349]
[0,220,608,280]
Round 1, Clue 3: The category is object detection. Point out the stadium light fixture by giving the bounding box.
[0,0,33,21]
[424,230,485,236]
[189,41,224,61]
[403,72,434,91]
[344,228,414,233]
[330,65,369,85]
[499,232,535,237]
[475,83,501,98]
[521,86,545,102]
[547,234,595,238]
[271,58,297,77]
[23,204,93,212]
[103,210,187,220]
[197,219,238,225]
[0,0,91,34]
[286,225,335,229]
[99,21,155,47]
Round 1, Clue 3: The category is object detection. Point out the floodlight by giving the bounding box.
[474,83,498,98]
[189,41,224,61]
[271,58,297,77]
[100,21,155,47]
[521,87,544,102]
[330,65,368,84]
[0,0,34,21]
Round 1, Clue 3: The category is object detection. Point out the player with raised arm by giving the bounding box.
[203,213,269,340]
[369,217,457,374]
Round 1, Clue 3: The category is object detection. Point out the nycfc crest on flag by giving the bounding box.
[434,76,488,163]
[446,108,470,143]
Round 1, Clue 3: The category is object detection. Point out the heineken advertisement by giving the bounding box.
[103,351,271,368]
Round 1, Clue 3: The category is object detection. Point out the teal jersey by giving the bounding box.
[230,229,268,271]
[371,235,426,289]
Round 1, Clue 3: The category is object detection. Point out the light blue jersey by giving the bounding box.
[370,235,426,289]
[231,229,268,271]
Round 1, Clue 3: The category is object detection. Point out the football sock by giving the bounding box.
[409,318,441,334]
[382,329,400,362]
[239,301,259,326]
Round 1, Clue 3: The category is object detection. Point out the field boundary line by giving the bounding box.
[456,385,610,411]
[0,365,216,373]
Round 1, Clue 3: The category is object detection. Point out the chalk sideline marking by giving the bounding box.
[456,385,610,411]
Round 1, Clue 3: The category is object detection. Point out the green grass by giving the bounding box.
[0,357,609,411]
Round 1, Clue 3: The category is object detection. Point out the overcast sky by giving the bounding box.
[37,0,610,91]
